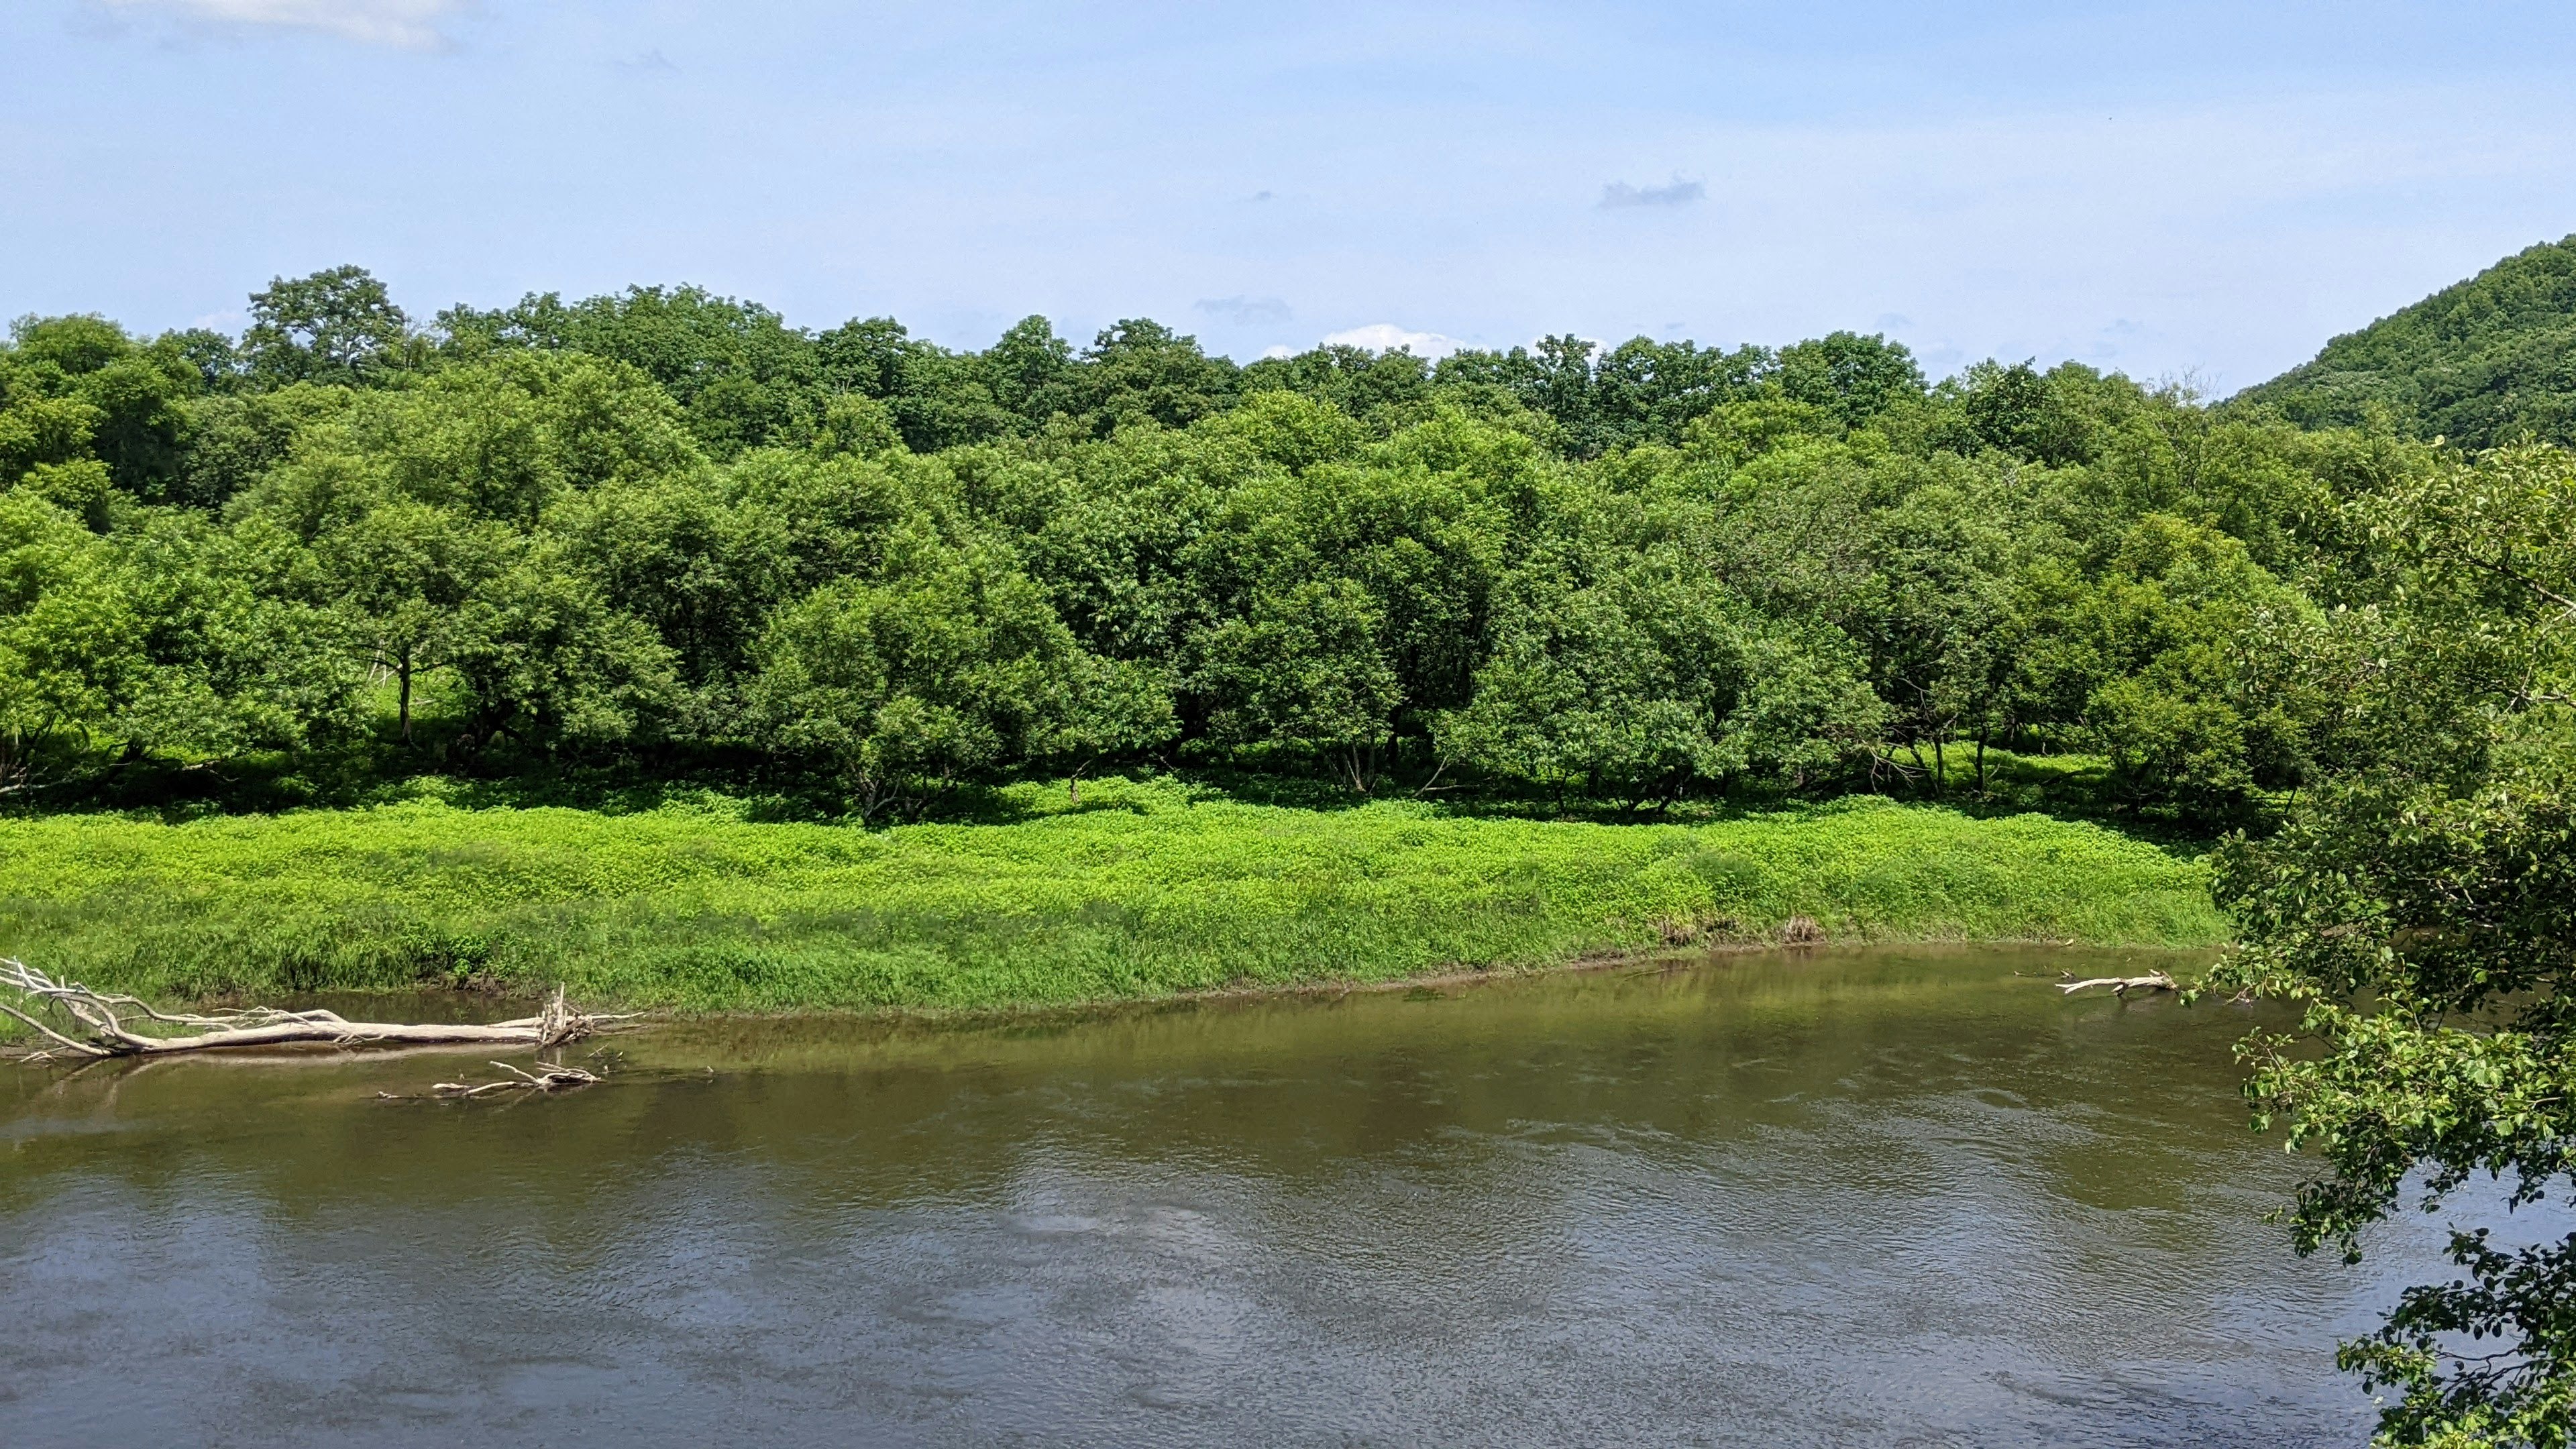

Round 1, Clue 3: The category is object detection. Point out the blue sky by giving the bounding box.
[8,1,2575,390]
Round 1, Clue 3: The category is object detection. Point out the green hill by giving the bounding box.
[2240,233,2576,447]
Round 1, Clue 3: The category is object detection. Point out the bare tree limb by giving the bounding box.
[1,960,630,1061]
[2057,971,2181,996]
[424,1060,604,1098]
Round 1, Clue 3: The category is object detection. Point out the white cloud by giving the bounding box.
[100,0,470,49]
[1320,323,1463,358]
[1599,176,1705,209]
[1195,295,1292,324]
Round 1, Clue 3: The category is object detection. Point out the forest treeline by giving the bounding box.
[0,262,2511,824]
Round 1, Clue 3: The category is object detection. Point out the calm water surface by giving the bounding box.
[1,948,2432,1446]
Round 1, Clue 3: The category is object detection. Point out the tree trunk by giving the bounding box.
[396,647,415,745]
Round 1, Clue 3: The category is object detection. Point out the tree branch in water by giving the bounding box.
[424,1061,604,1098]
[0,960,627,1061]
[2057,971,2180,996]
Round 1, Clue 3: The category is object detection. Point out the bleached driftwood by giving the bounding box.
[2057,971,2180,997]
[425,1060,604,1098]
[0,959,625,1062]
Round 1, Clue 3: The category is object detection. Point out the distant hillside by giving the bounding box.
[2240,233,2576,447]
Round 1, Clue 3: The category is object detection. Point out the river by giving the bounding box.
[1,947,2431,1446]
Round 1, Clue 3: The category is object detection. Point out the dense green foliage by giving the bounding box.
[2207,444,2576,1446]
[2243,233,2576,449]
[0,786,2222,1011]
[2219,240,2576,1442]
[2,267,2433,829]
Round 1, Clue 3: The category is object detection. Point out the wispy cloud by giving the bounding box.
[1599,176,1706,209]
[1195,295,1292,324]
[1321,323,1463,358]
[98,0,472,50]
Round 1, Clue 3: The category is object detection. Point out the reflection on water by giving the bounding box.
[2,948,2411,1446]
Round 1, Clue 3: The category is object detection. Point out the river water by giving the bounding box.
[1,947,2427,1446]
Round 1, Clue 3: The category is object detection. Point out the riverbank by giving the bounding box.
[0,782,2226,1018]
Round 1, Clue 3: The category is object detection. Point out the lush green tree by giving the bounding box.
[0,390,103,484]
[1439,545,1879,809]
[994,428,1226,672]
[2,315,209,502]
[0,490,345,790]
[2068,515,2321,821]
[814,317,1014,452]
[9,313,131,376]
[252,350,700,535]
[1063,319,1241,435]
[0,490,140,789]
[548,438,967,746]
[2208,445,2576,1446]
[244,266,414,387]
[171,384,354,511]
[1843,466,2029,789]
[1180,402,1519,784]
[109,510,354,765]
[1436,332,1772,457]
[1953,359,2101,464]
[1728,614,1893,786]
[1199,576,1403,792]
[1775,330,1927,430]
[239,352,702,753]
[441,541,680,754]
[441,285,825,455]
[15,460,125,534]
[747,533,1085,818]
[979,315,1076,427]
[1038,653,1177,802]
[1239,344,1435,435]
[160,326,246,392]
[1589,336,1770,451]
[1437,333,1635,455]
[315,499,508,743]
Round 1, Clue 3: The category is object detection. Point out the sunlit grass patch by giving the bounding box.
[0,786,2224,1016]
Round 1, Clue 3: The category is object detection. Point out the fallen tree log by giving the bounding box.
[0,959,627,1061]
[2057,971,2181,997]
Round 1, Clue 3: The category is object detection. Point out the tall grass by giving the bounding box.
[0,780,2225,1014]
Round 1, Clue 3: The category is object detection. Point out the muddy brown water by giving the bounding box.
[0,947,2453,1446]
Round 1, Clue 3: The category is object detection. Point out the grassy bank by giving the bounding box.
[0,782,2226,1016]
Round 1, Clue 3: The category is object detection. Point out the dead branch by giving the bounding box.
[2057,971,2181,997]
[426,1060,604,1098]
[1,959,630,1061]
